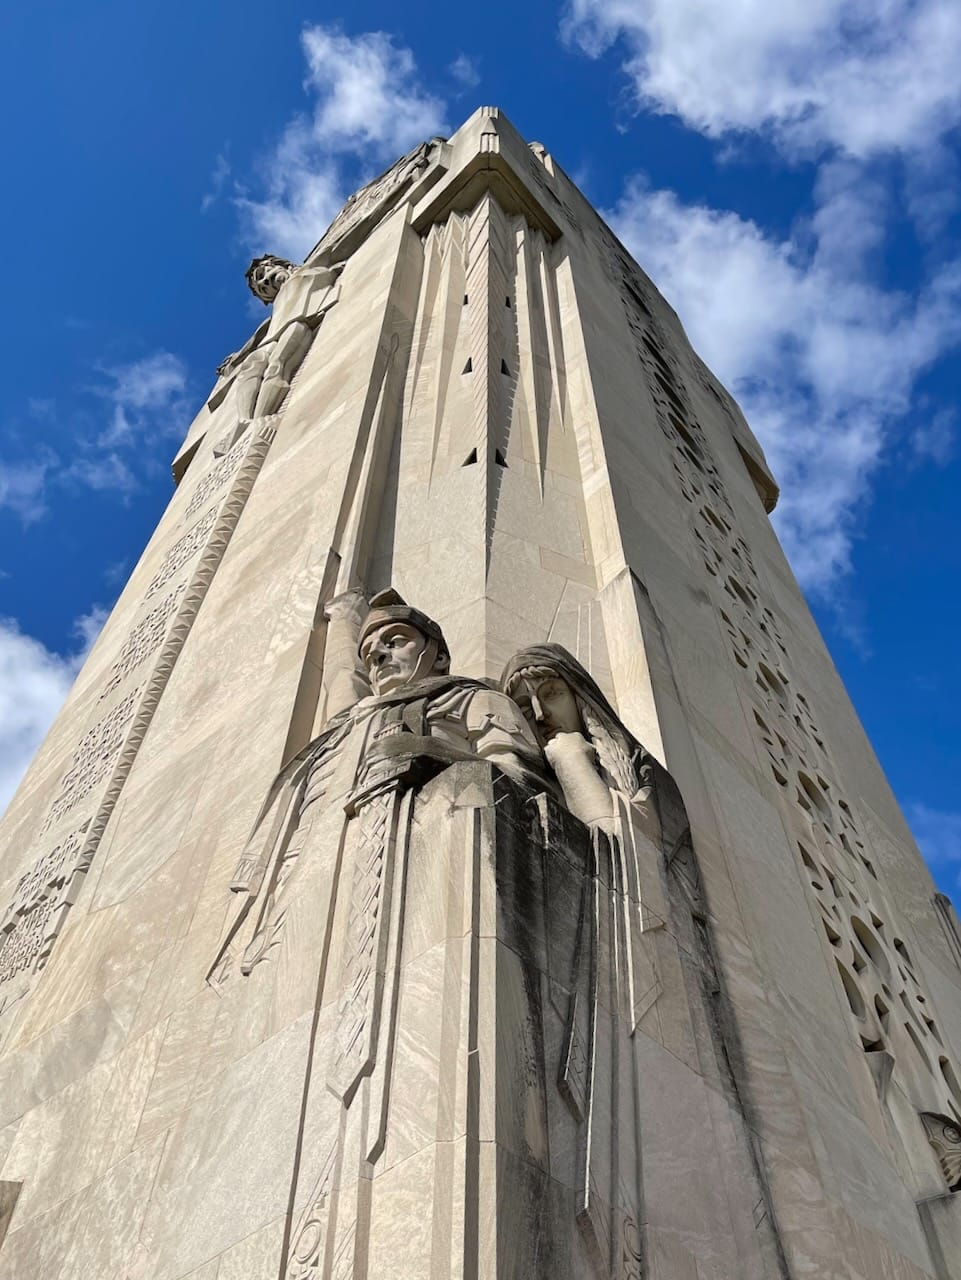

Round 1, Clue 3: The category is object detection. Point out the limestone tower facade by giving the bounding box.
[1,108,960,1279]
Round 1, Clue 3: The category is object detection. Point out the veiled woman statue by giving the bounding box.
[501,644,789,1279]
[501,642,688,852]
[500,644,689,1276]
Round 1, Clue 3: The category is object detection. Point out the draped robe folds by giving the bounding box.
[556,762,675,1277]
[207,675,543,1278]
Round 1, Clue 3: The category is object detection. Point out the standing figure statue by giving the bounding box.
[501,644,684,1277]
[501,645,786,1279]
[209,590,546,1278]
[209,253,342,423]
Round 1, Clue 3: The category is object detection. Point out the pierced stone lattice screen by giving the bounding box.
[601,233,961,1125]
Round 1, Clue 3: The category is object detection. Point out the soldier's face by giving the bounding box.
[250,262,291,302]
[362,623,429,694]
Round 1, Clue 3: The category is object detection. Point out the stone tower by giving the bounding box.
[0,107,959,1279]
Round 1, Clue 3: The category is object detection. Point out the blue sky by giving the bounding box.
[2,1,959,888]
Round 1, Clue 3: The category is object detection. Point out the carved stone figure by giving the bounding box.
[501,643,686,842]
[306,136,445,263]
[500,644,678,1271]
[212,590,543,982]
[921,1112,961,1191]
[209,590,545,1278]
[209,254,341,422]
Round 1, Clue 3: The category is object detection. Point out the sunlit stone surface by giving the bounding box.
[1,108,960,1278]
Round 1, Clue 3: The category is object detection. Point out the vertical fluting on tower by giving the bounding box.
[462,193,518,565]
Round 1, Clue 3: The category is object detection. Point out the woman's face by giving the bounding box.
[515,676,582,745]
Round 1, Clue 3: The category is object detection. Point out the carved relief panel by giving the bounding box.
[606,248,961,1143]
[42,688,142,833]
[3,260,343,1011]
[0,822,91,1016]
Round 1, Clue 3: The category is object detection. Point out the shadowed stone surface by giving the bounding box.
[0,106,958,1277]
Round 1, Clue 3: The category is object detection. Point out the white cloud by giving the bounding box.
[1,352,190,522]
[237,25,449,261]
[910,410,956,466]
[907,802,961,892]
[62,453,139,498]
[0,453,56,524]
[563,0,961,160]
[609,176,961,588]
[97,351,189,447]
[0,610,106,815]
[300,27,447,154]
[71,605,109,656]
[202,152,231,213]
[449,54,481,89]
[562,7,961,592]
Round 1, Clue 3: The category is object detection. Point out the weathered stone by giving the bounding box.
[0,105,957,1278]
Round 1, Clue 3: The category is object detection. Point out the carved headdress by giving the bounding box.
[358,588,449,661]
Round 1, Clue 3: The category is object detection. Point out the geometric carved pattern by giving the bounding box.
[73,417,282,870]
[0,821,91,1013]
[185,439,246,519]
[801,830,961,1121]
[99,583,186,700]
[329,790,392,1099]
[612,256,961,1123]
[633,317,732,520]
[526,144,582,234]
[145,507,218,599]
[920,1112,961,1190]
[619,1220,644,1280]
[17,415,285,1033]
[286,1141,339,1279]
[43,687,142,832]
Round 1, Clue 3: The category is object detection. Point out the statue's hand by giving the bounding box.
[543,732,614,827]
[544,731,597,767]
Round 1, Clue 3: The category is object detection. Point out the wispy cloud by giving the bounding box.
[565,1,961,594]
[907,802,961,893]
[202,151,231,212]
[910,410,956,467]
[0,451,57,524]
[449,54,481,90]
[61,453,139,498]
[71,604,109,656]
[236,25,449,261]
[562,0,961,162]
[94,351,189,447]
[0,608,107,815]
[0,351,190,523]
[609,176,961,591]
